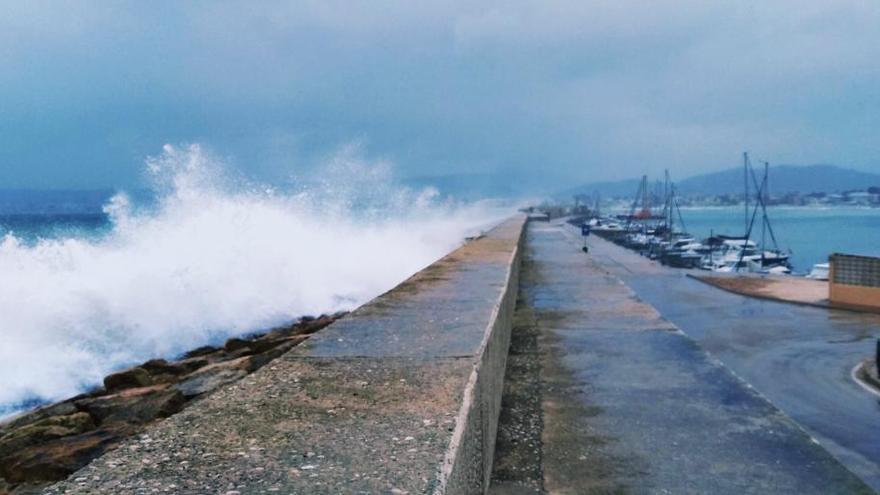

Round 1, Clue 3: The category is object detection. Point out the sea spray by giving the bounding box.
[0,144,510,416]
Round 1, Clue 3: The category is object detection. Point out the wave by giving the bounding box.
[0,144,510,416]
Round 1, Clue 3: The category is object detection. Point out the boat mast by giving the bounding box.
[736,174,764,273]
[761,162,768,260]
[743,151,749,234]
[625,176,645,231]
[741,160,784,272]
[753,162,780,252]
[674,183,687,234]
[665,169,672,240]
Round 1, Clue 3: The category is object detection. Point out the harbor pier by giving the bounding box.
[43,217,526,495]
[33,216,875,494]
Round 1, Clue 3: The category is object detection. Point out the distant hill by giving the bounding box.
[564,165,880,198]
[677,165,880,196]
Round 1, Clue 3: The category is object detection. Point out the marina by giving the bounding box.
[575,154,880,279]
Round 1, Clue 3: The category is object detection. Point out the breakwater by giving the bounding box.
[39,215,526,494]
[0,315,342,494]
[8,214,870,493]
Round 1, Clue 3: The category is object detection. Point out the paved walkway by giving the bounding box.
[490,221,872,494]
[583,228,880,490]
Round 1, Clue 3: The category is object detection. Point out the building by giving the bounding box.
[846,191,876,205]
[829,253,880,310]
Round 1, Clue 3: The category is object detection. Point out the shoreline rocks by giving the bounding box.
[0,313,344,494]
[103,367,153,393]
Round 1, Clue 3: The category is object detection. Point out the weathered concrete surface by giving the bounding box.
[490,221,873,494]
[487,288,544,495]
[45,215,526,495]
[692,273,835,308]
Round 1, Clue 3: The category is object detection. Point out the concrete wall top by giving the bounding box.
[46,214,527,495]
[296,217,524,359]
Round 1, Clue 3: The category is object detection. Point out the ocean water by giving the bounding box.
[0,145,510,417]
[678,206,880,272]
[0,213,110,244]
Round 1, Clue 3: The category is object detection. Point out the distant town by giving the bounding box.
[680,187,880,207]
[564,164,880,209]
[576,186,880,210]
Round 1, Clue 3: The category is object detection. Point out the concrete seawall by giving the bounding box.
[46,214,526,495]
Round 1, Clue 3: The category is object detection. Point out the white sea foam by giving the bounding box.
[0,144,510,415]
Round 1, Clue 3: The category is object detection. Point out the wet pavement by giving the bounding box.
[491,221,873,494]
[577,227,880,490]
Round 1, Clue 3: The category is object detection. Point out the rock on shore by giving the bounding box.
[0,313,343,494]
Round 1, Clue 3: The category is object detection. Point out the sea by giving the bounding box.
[0,145,509,418]
[2,168,877,418]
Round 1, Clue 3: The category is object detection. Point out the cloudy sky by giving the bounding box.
[1,1,878,190]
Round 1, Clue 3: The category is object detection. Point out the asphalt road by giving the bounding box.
[582,229,880,491]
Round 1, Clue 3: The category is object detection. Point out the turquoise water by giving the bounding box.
[675,207,880,273]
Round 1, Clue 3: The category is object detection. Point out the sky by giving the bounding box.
[1,1,878,190]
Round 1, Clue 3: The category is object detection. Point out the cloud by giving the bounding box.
[0,1,878,189]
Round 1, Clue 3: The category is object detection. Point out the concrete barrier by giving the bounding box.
[436,218,523,494]
[46,214,526,495]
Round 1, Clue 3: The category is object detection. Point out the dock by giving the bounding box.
[490,220,871,493]
[39,216,874,494]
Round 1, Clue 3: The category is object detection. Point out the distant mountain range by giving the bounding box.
[3,164,877,211]
[562,165,880,199]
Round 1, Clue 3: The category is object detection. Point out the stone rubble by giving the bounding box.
[0,313,344,494]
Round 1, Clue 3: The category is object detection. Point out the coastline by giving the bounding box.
[0,313,344,494]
